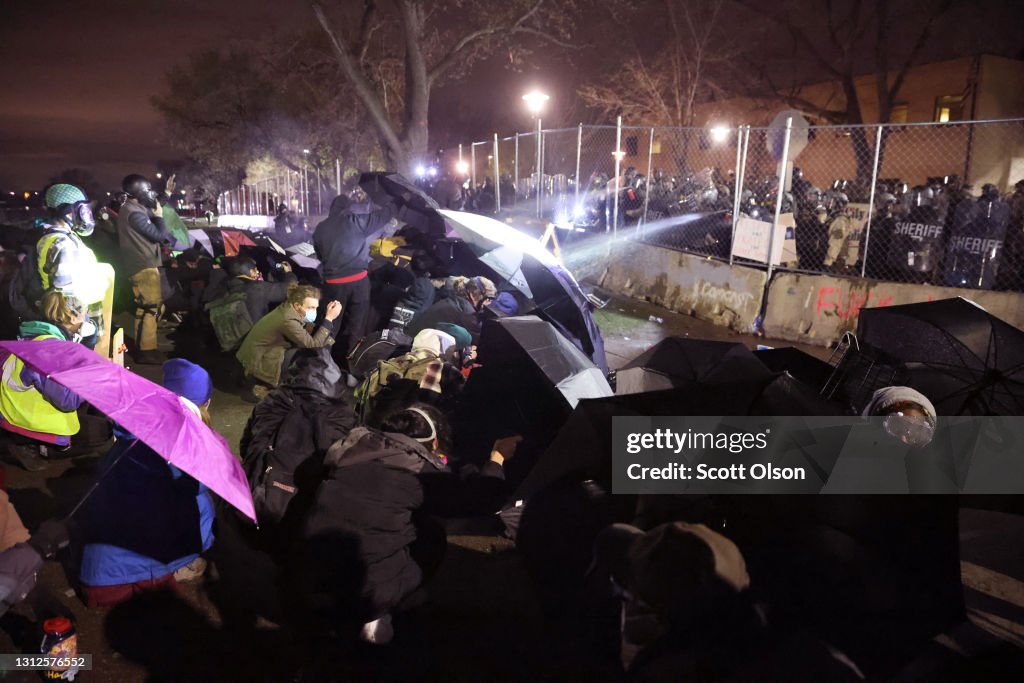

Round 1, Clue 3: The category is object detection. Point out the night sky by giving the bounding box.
[0,0,308,190]
[2,0,1022,192]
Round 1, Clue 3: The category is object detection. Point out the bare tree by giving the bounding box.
[737,0,957,181]
[579,0,742,127]
[309,0,584,175]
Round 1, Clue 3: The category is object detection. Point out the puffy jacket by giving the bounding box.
[296,428,506,620]
[79,427,214,586]
[406,295,483,343]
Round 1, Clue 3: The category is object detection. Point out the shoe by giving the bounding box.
[173,557,207,583]
[6,443,50,472]
[359,614,393,645]
[132,350,165,365]
[240,389,261,404]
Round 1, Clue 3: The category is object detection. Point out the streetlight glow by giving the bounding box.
[303,149,311,154]
[522,90,550,115]
[709,125,730,143]
[612,150,626,161]
[455,160,470,175]
[155,172,162,179]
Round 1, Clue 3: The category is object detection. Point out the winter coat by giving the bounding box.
[296,428,506,620]
[240,349,358,539]
[406,294,482,343]
[116,200,171,276]
[313,201,398,280]
[236,302,335,387]
[79,427,214,586]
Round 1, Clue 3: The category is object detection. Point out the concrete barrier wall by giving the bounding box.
[764,272,1024,345]
[593,242,766,332]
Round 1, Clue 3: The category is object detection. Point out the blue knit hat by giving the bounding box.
[162,359,214,406]
[492,292,519,316]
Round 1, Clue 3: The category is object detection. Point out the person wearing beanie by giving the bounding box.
[861,385,937,447]
[78,360,217,607]
[406,274,496,344]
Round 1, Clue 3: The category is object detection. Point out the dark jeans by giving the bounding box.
[323,277,370,358]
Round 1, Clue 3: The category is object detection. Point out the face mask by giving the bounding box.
[304,309,317,324]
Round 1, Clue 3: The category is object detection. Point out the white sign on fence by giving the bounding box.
[733,214,797,266]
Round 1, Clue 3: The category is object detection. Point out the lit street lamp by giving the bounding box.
[523,90,549,218]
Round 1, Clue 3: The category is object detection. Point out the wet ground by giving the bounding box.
[0,292,1022,681]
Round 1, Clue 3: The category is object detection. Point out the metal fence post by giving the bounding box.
[641,127,655,233]
[458,143,463,164]
[574,124,583,209]
[861,124,884,278]
[316,167,322,214]
[514,134,520,207]
[336,159,341,196]
[535,119,543,218]
[730,126,750,265]
[493,133,501,213]
[612,115,623,236]
[471,143,477,189]
[767,118,794,282]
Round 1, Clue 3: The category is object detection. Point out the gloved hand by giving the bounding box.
[27,520,70,559]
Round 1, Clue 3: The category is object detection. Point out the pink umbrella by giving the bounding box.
[0,339,256,522]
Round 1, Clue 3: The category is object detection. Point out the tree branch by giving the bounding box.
[310,1,404,156]
[888,0,953,102]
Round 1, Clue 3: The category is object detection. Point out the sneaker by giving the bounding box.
[173,557,207,583]
[6,443,50,472]
[359,614,393,645]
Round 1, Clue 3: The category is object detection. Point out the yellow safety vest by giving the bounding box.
[0,335,80,437]
[35,231,106,305]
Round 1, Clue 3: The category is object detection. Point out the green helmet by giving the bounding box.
[44,184,87,209]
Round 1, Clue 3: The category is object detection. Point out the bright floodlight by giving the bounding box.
[709,126,730,143]
[303,149,311,154]
[428,166,438,177]
[522,90,550,114]
[415,164,427,178]
[455,160,470,175]
[612,150,626,161]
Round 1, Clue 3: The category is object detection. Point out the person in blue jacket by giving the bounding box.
[78,359,215,608]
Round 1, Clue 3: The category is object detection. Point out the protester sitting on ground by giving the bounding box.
[205,257,297,352]
[385,254,438,330]
[0,509,69,618]
[0,292,92,471]
[590,521,861,681]
[293,404,521,646]
[354,327,462,424]
[405,275,496,343]
[235,285,342,402]
[861,385,937,446]
[78,360,216,608]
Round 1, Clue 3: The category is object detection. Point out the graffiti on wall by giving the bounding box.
[815,286,938,321]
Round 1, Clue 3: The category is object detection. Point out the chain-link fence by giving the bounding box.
[450,117,1024,292]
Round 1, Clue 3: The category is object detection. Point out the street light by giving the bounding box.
[156,172,162,180]
[709,125,730,144]
[523,90,549,218]
[455,160,469,175]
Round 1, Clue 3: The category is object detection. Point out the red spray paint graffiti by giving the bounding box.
[816,287,936,320]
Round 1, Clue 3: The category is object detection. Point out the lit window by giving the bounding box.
[890,104,908,124]
[651,141,661,154]
[934,95,965,122]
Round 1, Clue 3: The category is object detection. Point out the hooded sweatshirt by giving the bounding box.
[313,197,398,280]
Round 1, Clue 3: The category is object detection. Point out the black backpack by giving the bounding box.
[347,328,413,380]
[205,291,254,351]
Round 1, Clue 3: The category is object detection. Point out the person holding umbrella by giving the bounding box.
[78,359,217,607]
[0,291,93,471]
[313,184,400,360]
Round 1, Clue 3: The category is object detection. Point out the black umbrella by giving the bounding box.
[754,347,834,392]
[858,297,1024,415]
[617,338,773,394]
[358,171,446,236]
[515,373,841,498]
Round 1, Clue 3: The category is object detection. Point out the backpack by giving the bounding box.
[354,351,445,422]
[205,291,254,352]
[347,328,412,380]
[6,228,60,320]
[243,389,356,530]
